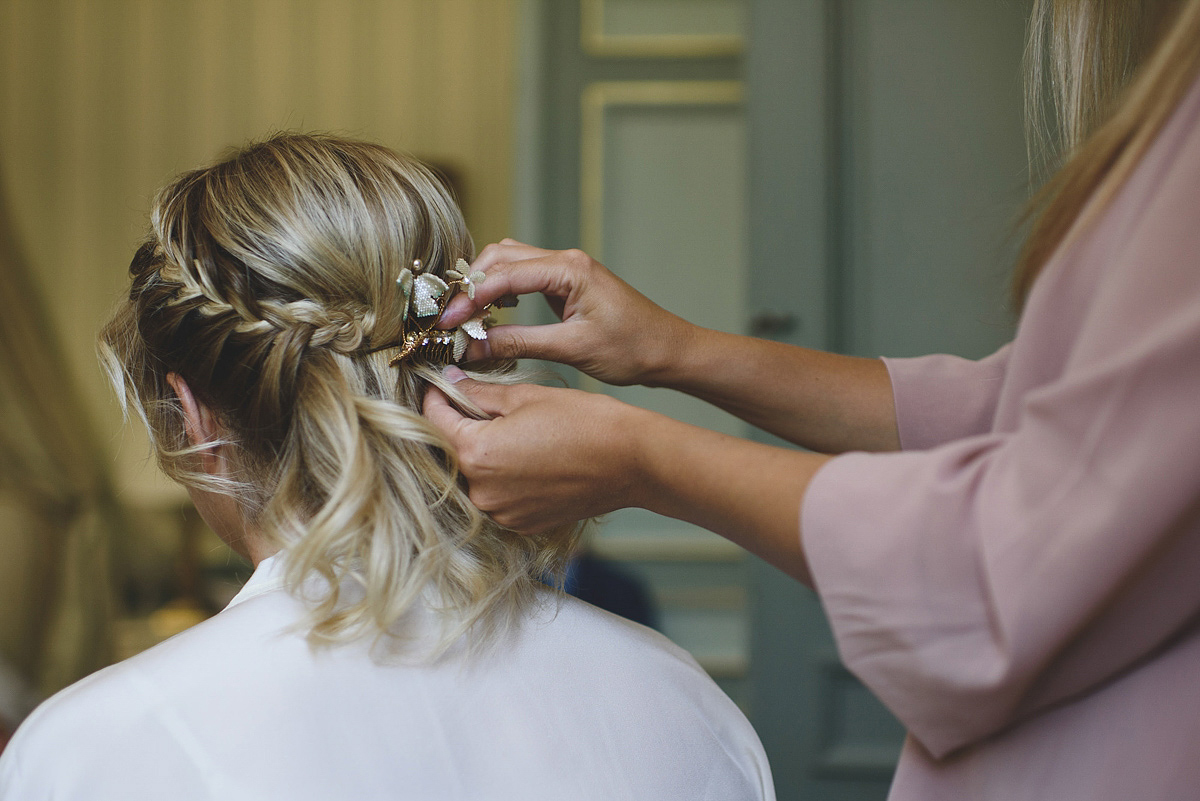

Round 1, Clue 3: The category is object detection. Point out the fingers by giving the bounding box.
[471,239,547,274]
[422,385,474,441]
[439,241,549,327]
[457,338,491,363]
[440,249,590,328]
[477,323,574,363]
[431,370,527,419]
[439,255,563,326]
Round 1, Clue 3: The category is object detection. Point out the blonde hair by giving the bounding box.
[100,134,581,653]
[1015,0,1198,302]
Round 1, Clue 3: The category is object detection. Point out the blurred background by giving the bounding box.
[0,0,1030,797]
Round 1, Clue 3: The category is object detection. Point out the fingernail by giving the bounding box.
[439,297,470,328]
[443,365,468,383]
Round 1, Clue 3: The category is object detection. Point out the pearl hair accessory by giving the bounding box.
[388,258,494,366]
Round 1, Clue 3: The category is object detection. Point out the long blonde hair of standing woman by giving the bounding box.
[1016,0,1200,303]
[100,135,582,654]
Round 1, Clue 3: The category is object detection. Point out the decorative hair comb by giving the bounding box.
[388,258,494,366]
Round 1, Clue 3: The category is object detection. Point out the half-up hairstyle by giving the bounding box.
[101,134,582,654]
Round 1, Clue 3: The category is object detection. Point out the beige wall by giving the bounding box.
[0,0,518,505]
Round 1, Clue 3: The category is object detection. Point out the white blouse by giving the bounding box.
[0,555,773,800]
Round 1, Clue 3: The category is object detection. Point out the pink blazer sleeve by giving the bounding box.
[801,88,1200,759]
[882,347,1011,451]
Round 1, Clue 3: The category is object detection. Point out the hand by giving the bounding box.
[423,368,651,533]
[439,239,695,386]
[424,366,821,580]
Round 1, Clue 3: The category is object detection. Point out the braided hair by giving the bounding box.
[101,134,582,653]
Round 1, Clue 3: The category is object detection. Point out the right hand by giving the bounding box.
[439,240,695,386]
[423,369,653,533]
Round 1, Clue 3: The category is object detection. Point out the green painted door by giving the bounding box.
[516,1,1028,798]
[746,1,1027,798]
[516,0,758,716]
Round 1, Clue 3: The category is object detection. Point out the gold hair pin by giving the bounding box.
[389,258,492,366]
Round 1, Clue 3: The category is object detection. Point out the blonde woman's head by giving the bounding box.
[101,133,580,652]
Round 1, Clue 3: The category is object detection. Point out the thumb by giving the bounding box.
[484,323,576,364]
[422,384,475,442]
[435,366,518,418]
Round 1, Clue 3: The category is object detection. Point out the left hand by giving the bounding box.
[438,239,696,387]
[423,368,653,533]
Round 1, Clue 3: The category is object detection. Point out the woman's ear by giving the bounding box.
[166,373,222,473]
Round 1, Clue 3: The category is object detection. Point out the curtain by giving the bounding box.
[0,167,122,696]
[0,0,520,698]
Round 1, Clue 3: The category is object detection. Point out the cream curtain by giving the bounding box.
[0,0,518,503]
[0,168,121,696]
[0,0,519,693]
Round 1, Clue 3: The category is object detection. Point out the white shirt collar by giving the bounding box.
[224,553,287,610]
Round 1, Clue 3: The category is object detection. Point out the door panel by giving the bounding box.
[840,1,1027,359]
[529,0,754,709]
[747,1,1027,799]
[522,1,1028,798]
[584,81,747,436]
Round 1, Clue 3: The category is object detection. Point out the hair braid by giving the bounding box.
[100,134,585,655]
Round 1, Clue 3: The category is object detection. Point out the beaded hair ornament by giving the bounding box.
[387,258,507,366]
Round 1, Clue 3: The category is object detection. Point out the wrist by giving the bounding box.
[614,402,674,513]
[641,318,712,389]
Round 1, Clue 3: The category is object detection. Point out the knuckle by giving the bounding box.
[566,248,599,278]
[492,509,526,532]
[470,487,493,510]
[456,441,484,474]
[493,329,523,357]
[472,493,499,517]
[487,338,513,361]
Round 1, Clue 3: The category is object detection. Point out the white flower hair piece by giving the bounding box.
[445,258,487,300]
[395,265,414,317]
[412,273,449,317]
[453,311,491,361]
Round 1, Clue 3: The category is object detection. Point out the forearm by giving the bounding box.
[426,368,831,569]
[627,408,831,583]
[646,326,901,454]
[445,244,900,453]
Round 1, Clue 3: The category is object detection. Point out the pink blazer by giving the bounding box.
[802,75,1200,799]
